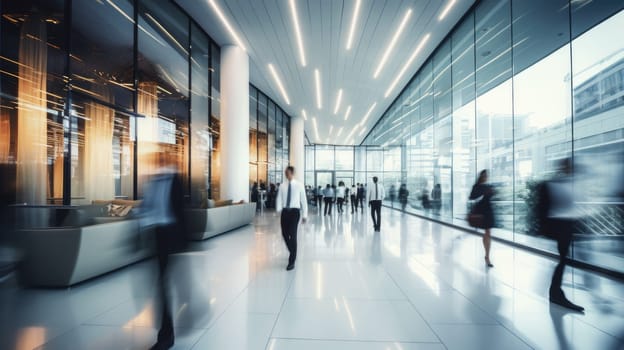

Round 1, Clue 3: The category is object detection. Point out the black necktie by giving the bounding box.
[286,182,292,208]
[375,183,378,200]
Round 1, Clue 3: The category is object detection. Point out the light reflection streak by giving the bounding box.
[408,257,440,295]
[315,261,323,299]
[342,297,356,332]
[145,13,188,55]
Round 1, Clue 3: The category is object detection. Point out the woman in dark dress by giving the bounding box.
[469,169,495,267]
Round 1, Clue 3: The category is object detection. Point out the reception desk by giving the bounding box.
[17,218,154,287]
[185,203,256,240]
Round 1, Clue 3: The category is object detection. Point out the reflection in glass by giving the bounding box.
[571,9,624,271]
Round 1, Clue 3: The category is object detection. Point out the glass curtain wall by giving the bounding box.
[1,0,290,208]
[359,0,624,273]
[249,85,291,190]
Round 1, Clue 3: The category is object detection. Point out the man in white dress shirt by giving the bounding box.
[366,176,385,231]
[276,166,308,271]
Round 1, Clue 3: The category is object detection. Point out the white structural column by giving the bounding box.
[289,115,305,184]
[220,45,249,202]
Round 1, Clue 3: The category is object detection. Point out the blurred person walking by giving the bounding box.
[316,186,323,210]
[140,152,187,350]
[367,176,385,231]
[336,181,346,214]
[276,166,308,271]
[251,182,259,211]
[323,184,334,216]
[389,184,397,208]
[536,158,584,312]
[399,184,409,212]
[468,170,495,267]
[350,185,358,214]
[431,183,442,214]
[357,183,366,213]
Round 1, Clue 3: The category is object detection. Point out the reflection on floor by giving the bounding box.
[1,207,624,350]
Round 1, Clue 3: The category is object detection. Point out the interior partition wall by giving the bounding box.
[358,0,624,275]
[0,0,289,208]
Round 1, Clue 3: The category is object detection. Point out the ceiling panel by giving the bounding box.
[175,0,475,145]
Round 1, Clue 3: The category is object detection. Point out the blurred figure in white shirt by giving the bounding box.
[276,166,308,271]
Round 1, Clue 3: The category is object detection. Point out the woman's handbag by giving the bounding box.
[467,202,484,228]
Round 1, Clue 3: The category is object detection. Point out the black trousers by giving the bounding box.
[370,200,382,230]
[281,209,301,265]
[358,197,365,212]
[337,198,344,213]
[324,198,333,215]
[350,195,357,212]
[549,218,574,295]
[155,225,174,343]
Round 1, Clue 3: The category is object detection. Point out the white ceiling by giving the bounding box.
[175,0,475,145]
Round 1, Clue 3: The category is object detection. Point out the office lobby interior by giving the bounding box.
[1,0,623,349]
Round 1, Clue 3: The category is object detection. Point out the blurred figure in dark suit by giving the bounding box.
[469,170,495,267]
[140,152,187,350]
[537,158,584,312]
[398,184,409,212]
[251,182,259,211]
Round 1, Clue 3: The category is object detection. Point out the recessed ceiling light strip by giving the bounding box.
[384,33,430,98]
[346,0,362,50]
[438,0,456,21]
[333,89,343,115]
[345,126,358,141]
[268,64,291,105]
[289,0,306,66]
[208,0,247,51]
[373,8,412,79]
[302,109,308,121]
[344,105,352,121]
[315,69,322,109]
[312,117,320,141]
[360,102,377,126]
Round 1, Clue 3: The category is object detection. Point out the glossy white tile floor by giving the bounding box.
[1,208,624,350]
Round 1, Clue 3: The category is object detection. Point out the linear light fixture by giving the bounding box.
[438,0,456,21]
[315,69,322,109]
[337,127,344,137]
[208,0,246,51]
[359,127,367,136]
[345,126,358,141]
[329,125,334,136]
[333,89,343,115]
[312,117,320,140]
[373,8,412,79]
[360,102,377,126]
[346,0,362,50]
[289,0,306,66]
[384,33,430,98]
[302,109,308,121]
[268,64,291,105]
[344,105,352,121]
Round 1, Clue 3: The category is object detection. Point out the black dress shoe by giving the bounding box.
[149,337,174,350]
[550,290,584,312]
[286,263,295,271]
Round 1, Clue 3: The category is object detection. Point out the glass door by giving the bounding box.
[315,171,334,188]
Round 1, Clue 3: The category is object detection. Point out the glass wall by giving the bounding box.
[249,85,291,189]
[1,0,289,208]
[360,0,624,273]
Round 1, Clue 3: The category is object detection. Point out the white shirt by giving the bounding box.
[367,181,385,202]
[336,186,346,198]
[276,179,308,219]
